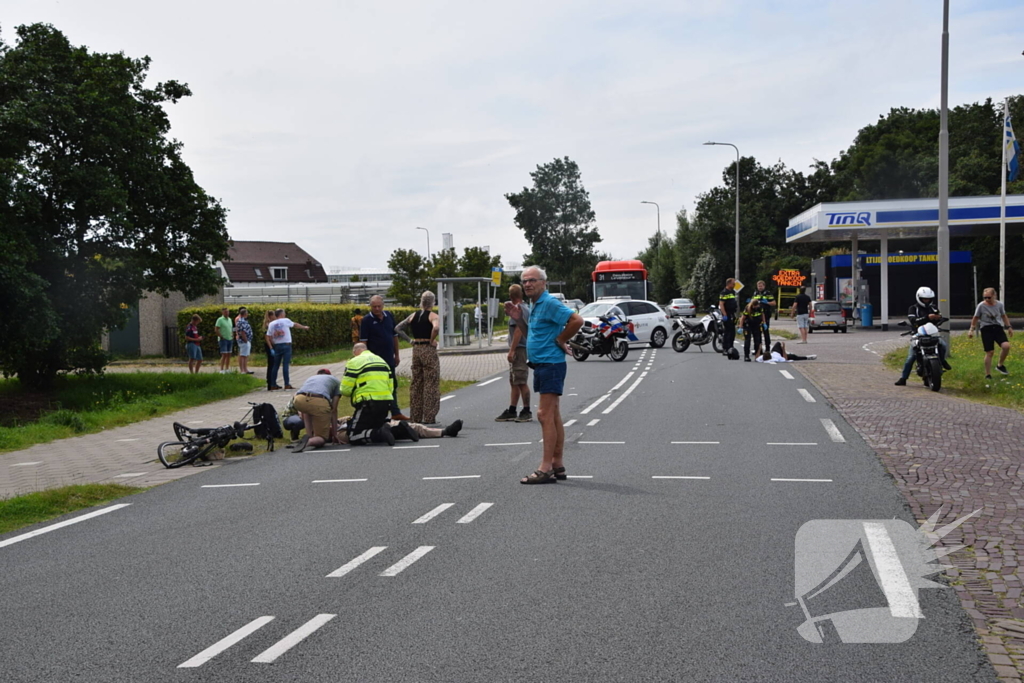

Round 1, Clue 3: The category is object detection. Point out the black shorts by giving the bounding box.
[981,326,1008,352]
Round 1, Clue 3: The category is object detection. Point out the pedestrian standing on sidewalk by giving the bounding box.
[397,291,441,424]
[719,278,738,355]
[262,310,279,390]
[235,307,254,374]
[791,288,812,344]
[752,280,775,348]
[184,314,203,374]
[360,295,409,421]
[738,298,764,362]
[351,308,364,344]
[496,283,532,423]
[266,308,310,391]
[968,287,1014,380]
[509,266,583,484]
[215,307,234,373]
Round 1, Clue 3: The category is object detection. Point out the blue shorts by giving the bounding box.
[532,362,567,395]
[219,339,233,354]
[186,342,203,360]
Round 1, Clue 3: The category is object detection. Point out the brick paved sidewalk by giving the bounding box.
[794,334,1024,680]
[1,353,505,500]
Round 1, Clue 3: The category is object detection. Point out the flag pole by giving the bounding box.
[1001,98,1008,307]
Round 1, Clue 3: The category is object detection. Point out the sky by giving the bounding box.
[4,0,1023,273]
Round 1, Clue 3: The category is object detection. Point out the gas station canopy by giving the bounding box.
[787,195,1024,243]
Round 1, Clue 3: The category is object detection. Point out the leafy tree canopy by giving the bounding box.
[0,24,229,386]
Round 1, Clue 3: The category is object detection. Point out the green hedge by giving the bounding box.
[176,304,418,358]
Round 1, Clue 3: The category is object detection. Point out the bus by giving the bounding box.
[592,260,648,301]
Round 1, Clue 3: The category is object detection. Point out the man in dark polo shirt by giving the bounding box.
[359,295,409,421]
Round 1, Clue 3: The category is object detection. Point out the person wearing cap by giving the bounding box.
[292,368,341,453]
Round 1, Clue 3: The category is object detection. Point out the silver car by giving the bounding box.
[667,298,696,318]
[808,300,848,333]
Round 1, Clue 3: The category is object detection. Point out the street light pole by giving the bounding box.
[937,0,951,347]
[640,201,660,245]
[704,141,740,281]
[416,226,431,260]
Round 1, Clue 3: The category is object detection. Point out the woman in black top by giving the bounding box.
[398,291,441,423]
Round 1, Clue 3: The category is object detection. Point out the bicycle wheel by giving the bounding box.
[172,422,191,441]
[158,441,205,469]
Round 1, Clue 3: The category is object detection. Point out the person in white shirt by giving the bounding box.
[755,341,816,363]
[265,308,310,390]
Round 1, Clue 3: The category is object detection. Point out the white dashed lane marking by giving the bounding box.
[412,503,455,524]
[587,419,600,426]
[671,441,720,445]
[476,377,502,387]
[798,388,816,403]
[766,442,817,446]
[653,476,711,480]
[251,614,336,664]
[178,616,275,668]
[456,503,494,524]
[771,478,833,483]
[779,370,794,379]
[422,475,481,480]
[563,419,577,427]
[821,418,846,442]
[0,504,131,549]
[326,547,388,578]
[312,479,367,483]
[485,442,532,447]
[10,462,43,467]
[202,483,259,488]
[380,546,435,576]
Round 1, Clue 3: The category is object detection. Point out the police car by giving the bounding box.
[577,298,672,348]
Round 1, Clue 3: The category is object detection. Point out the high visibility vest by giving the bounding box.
[342,351,394,404]
[752,290,774,308]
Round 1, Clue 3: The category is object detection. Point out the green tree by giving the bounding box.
[686,252,726,311]
[386,248,430,305]
[0,24,229,387]
[458,246,502,279]
[506,156,602,298]
[636,234,678,303]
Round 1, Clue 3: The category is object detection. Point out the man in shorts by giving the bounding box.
[507,266,583,484]
[969,287,1014,380]
[292,369,341,453]
[215,307,234,373]
[791,287,812,344]
[496,283,532,422]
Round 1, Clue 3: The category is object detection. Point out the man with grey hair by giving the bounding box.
[397,290,441,423]
[507,266,583,484]
[360,294,409,420]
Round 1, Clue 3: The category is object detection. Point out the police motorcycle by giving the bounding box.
[671,306,724,353]
[569,313,635,362]
[898,315,949,392]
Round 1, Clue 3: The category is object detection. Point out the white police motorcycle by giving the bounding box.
[899,316,948,392]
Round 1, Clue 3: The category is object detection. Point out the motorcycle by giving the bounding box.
[570,314,635,362]
[898,316,948,392]
[672,306,724,353]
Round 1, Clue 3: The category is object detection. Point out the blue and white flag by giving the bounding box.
[1005,102,1020,182]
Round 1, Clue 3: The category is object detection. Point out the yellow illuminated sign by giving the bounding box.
[772,269,806,287]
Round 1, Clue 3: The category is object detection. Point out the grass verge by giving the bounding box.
[0,373,263,455]
[882,332,1024,413]
[0,484,144,535]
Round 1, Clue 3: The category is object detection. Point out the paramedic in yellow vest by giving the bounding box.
[341,343,397,445]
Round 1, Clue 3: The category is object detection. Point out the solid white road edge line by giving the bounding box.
[423,475,481,480]
[821,418,846,442]
[413,503,455,524]
[798,388,817,403]
[0,504,131,549]
[476,377,502,387]
[863,522,924,618]
[202,483,260,488]
[380,546,435,576]
[456,503,494,524]
[251,614,337,664]
[326,546,388,577]
[440,395,454,401]
[178,616,275,668]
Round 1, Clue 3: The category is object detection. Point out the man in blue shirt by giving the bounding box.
[359,295,409,421]
[507,266,583,485]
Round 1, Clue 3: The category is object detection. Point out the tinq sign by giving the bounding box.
[772,269,806,287]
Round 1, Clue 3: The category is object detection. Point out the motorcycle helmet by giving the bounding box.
[916,286,935,306]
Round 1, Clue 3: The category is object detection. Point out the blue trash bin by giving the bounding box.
[860,303,873,328]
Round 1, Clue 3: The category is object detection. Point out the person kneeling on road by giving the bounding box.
[339,343,399,446]
[292,368,341,453]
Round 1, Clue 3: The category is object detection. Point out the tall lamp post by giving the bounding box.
[416,226,431,260]
[640,201,660,245]
[703,141,740,281]
[936,0,951,346]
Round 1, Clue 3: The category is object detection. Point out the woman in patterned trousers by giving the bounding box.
[399,291,441,424]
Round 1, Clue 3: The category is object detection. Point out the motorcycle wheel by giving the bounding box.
[610,341,629,362]
[571,347,590,362]
[672,332,690,353]
[711,334,723,354]
[928,358,942,391]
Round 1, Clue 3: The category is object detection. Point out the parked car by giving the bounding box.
[808,299,847,333]
[578,299,672,347]
[667,298,696,318]
[565,298,585,312]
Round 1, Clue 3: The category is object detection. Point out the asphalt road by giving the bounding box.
[0,342,996,682]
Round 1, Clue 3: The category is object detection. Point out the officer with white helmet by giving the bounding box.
[895,286,951,386]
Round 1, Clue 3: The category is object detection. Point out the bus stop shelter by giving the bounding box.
[787,194,1024,329]
[434,276,498,349]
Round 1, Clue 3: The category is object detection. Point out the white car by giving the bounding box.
[667,298,696,318]
[577,299,672,348]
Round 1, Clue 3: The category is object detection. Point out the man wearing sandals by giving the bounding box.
[507,266,583,484]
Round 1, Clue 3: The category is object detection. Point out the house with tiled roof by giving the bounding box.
[218,240,328,285]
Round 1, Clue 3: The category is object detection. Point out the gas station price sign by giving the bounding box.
[772,269,806,287]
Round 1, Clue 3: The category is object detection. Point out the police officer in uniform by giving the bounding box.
[739,298,765,362]
[718,277,738,355]
[751,280,775,348]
